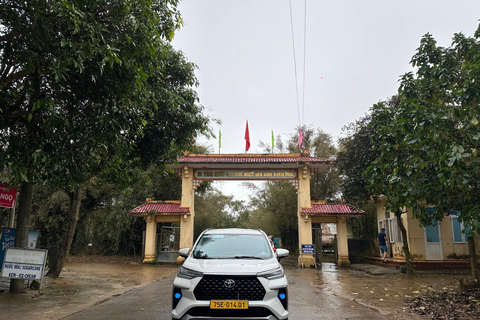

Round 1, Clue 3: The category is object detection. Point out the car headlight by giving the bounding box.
[257,266,284,279]
[177,266,204,279]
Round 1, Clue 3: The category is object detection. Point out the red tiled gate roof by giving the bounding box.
[176,154,331,164]
[129,200,190,216]
[302,202,365,216]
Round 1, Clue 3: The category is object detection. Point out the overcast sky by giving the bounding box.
[171,0,480,200]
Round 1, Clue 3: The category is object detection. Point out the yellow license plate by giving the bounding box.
[210,300,248,309]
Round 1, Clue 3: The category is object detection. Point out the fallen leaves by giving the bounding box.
[406,288,480,319]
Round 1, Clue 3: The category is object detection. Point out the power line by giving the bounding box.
[288,0,308,128]
[301,0,307,126]
[288,0,301,128]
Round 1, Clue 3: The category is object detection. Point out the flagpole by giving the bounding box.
[219,130,221,154]
[271,130,274,154]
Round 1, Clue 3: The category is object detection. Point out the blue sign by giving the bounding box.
[301,244,315,254]
[273,237,281,248]
[0,227,16,270]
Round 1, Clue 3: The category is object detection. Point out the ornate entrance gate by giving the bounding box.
[131,152,365,267]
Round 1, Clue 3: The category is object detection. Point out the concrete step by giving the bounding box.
[365,256,471,270]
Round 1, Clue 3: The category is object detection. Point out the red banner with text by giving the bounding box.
[0,184,17,208]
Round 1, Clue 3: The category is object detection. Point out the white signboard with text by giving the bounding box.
[1,248,47,281]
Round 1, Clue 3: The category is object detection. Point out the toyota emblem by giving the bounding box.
[224,279,235,288]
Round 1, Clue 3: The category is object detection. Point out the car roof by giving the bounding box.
[202,228,264,235]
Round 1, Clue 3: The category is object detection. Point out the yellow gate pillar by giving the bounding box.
[337,217,351,267]
[297,165,315,267]
[143,215,157,263]
[180,166,195,250]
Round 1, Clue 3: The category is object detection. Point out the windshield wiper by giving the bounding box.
[234,255,264,259]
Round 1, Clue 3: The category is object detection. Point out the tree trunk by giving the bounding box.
[395,209,414,276]
[9,181,33,294]
[46,187,82,278]
[467,236,479,283]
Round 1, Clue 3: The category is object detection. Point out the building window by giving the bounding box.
[378,220,384,232]
[385,217,403,243]
[451,215,471,243]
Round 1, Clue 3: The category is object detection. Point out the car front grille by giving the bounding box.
[187,306,273,318]
[194,275,266,301]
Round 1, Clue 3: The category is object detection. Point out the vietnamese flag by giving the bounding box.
[245,120,250,152]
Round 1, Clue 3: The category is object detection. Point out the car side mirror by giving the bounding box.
[178,248,190,258]
[276,248,289,261]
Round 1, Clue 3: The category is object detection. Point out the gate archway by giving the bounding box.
[130,152,364,267]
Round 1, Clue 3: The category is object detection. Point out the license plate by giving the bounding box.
[210,300,248,309]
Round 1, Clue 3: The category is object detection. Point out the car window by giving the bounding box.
[192,234,273,259]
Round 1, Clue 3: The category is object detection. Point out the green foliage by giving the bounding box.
[79,166,184,255]
[246,181,298,251]
[366,25,480,235]
[0,0,210,189]
[0,1,211,276]
[347,202,378,240]
[337,113,380,205]
[28,186,70,249]
[28,164,184,255]
[194,188,248,239]
[266,126,341,201]
[337,113,395,240]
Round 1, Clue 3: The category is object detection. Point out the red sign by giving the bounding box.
[0,184,17,208]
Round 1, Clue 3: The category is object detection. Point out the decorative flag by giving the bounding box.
[219,130,222,150]
[298,129,303,149]
[271,130,274,152]
[245,121,250,152]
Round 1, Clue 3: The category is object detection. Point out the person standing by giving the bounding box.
[377,228,388,263]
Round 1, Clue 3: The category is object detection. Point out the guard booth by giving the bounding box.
[303,202,364,266]
[131,153,365,267]
[129,200,190,263]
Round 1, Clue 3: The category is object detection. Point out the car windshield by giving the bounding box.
[192,233,273,259]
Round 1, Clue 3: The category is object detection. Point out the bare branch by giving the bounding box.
[0,68,29,89]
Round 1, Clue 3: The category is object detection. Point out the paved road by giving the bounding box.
[64,264,385,320]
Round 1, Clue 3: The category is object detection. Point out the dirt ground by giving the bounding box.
[318,264,479,319]
[0,255,179,320]
[0,255,478,320]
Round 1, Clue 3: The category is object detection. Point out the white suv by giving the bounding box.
[172,228,289,320]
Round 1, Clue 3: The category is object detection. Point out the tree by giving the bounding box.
[194,189,247,239]
[285,126,341,201]
[337,114,381,240]
[0,0,210,287]
[367,26,480,280]
[246,181,298,250]
[366,98,420,276]
[337,114,378,205]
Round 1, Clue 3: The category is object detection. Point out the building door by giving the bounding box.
[424,224,443,260]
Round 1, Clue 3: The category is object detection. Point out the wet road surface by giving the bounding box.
[63,262,405,320]
[1,256,465,319]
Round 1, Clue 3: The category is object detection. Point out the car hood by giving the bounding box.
[184,257,280,275]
